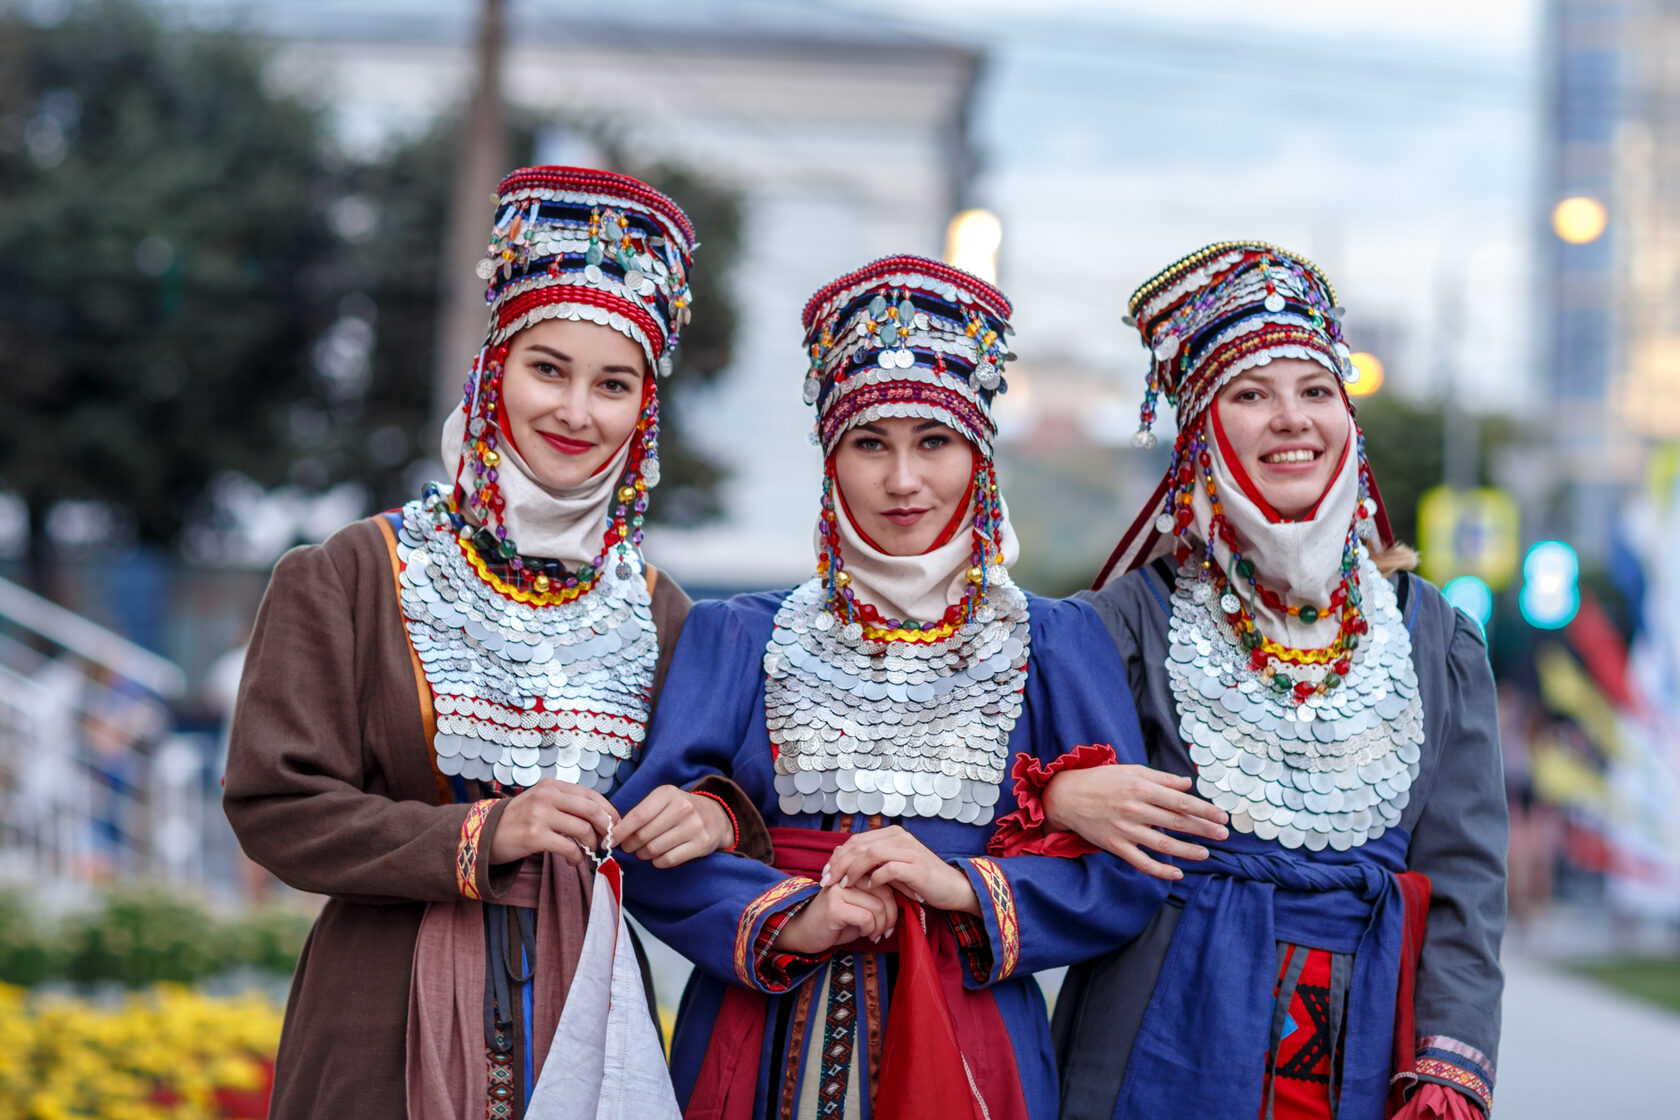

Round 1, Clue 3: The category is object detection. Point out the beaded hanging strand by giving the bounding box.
[1164,409,1372,705]
[817,457,1006,643]
[429,339,662,605]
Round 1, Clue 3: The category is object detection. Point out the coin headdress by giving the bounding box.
[798,254,1017,631]
[1097,241,1395,589]
[435,165,697,593]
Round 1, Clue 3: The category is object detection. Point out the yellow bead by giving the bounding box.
[618,486,636,504]
[834,570,852,589]
[533,574,550,593]
[482,450,501,467]
[967,566,985,585]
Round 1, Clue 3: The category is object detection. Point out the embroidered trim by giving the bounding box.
[1416,1035,1495,1081]
[735,876,819,987]
[457,800,495,900]
[1412,1056,1492,1112]
[969,856,1019,979]
[816,955,859,1117]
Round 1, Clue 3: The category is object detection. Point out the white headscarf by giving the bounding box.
[440,407,633,570]
[820,477,1021,623]
[1181,404,1362,648]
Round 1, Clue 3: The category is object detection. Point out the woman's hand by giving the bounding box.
[774,882,898,956]
[821,825,980,915]
[487,779,619,866]
[616,785,736,867]
[1042,764,1229,881]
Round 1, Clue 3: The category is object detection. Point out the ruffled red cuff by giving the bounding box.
[1389,1083,1484,1119]
[987,743,1118,858]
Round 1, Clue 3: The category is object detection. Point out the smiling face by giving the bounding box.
[831,417,975,556]
[499,318,647,490]
[1213,357,1351,519]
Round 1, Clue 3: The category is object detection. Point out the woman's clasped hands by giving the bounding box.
[776,826,978,956]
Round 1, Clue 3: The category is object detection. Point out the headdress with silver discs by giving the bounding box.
[765,255,1029,826]
[397,166,697,795]
[1098,242,1420,853]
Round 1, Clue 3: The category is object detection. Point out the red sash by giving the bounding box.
[1387,870,1433,1117]
[685,827,1026,1120]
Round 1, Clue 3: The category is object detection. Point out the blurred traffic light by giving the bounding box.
[1442,574,1494,631]
[1519,540,1580,629]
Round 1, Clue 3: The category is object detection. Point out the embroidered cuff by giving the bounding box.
[733,876,821,990]
[947,911,992,984]
[456,799,496,900]
[752,903,828,991]
[1410,1035,1494,1113]
[962,856,1021,982]
[987,744,1118,858]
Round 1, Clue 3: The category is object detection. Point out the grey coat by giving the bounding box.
[1052,561,1507,1118]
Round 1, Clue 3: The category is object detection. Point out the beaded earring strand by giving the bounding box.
[816,459,1007,643]
[422,344,661,607]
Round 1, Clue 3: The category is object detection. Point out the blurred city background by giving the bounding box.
[1,0,1678,1114]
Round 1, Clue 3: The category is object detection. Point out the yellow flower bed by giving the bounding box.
[0,984,282,1119]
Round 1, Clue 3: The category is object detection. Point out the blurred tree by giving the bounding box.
[1354,393,1521,547]
[332,123,738,525]
[1352,394,1444,548]
[0,0,337,589]
[0,1,738,592]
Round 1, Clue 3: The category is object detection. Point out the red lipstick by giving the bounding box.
[539,431,594,456]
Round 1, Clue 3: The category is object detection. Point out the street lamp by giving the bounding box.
[944,208,1002,284]
[1552,196,1607,244]
[1346,351,1384,396]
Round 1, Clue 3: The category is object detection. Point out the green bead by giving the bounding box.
[1298,605,1319,625]
[578,564,595,581]
[1235,557,1255,580]
[1344,634,1360,651]
[1325,673,1343,689]
[498,538,517,559]
[1270,675,1291,693]
[1242,630,1262,650]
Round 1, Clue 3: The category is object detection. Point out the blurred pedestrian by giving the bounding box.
[1045,243,1508,1120]
[224,166,761,1119]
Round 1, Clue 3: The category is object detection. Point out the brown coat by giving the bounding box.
[223,516,693,1119]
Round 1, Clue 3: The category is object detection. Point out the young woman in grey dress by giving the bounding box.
[1042,243,1506,1120]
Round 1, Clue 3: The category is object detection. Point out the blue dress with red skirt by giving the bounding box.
[611,589,1170,1120]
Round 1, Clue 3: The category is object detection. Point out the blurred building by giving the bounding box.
[989,356,1165,593]
[1543,0,1680,558]
[252,0,984,592]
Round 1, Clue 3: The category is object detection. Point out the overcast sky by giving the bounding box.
[840,0,1543,413]
[158,0,1546,412]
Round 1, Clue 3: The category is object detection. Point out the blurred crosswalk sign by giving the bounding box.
[1418,486,1520,589]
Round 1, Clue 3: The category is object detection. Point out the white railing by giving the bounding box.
[0,575,200,900]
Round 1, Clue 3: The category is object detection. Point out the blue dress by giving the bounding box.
[611,589,1170,1120]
